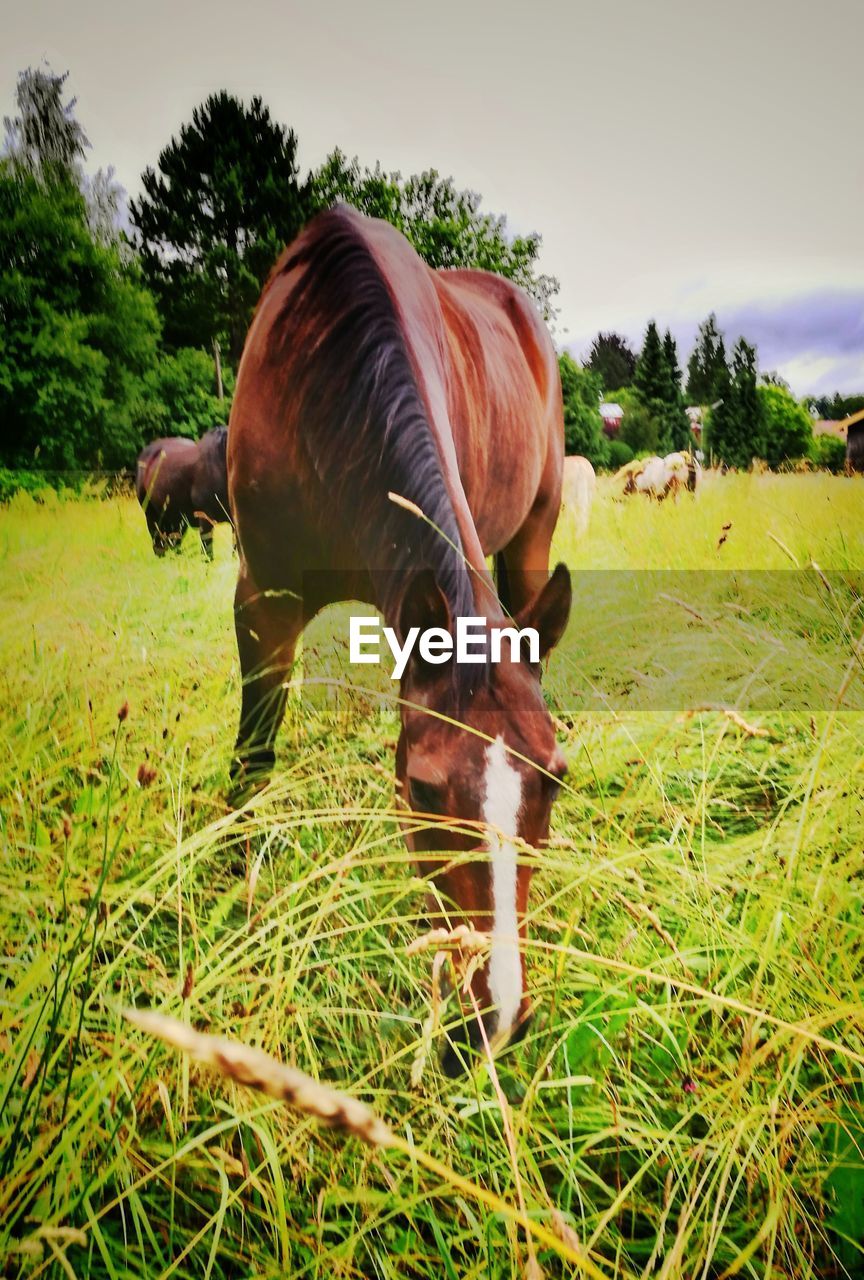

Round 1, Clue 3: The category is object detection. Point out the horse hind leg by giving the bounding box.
[229,566,303,802]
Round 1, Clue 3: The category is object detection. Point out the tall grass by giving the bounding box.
[0,474,862,1278]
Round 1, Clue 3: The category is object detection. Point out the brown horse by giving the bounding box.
[136,426,230,559]
[228,205,571,1073]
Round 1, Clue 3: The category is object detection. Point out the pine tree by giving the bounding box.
[687,314,728,405]
[706,338,764,468]
[633,321,667,403]
[629,322,691,454]
[585,332,637,391]
[131,92,308,360]
[661,330,693,452]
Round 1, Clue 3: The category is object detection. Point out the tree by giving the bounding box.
[661,330,693,452]
[809,392,864,420]
[617,386,660,454]
[0,162,160,469]
[307,149,559,320]
[687,314,728,405]
[3,66,88,186]
[633,321,667,403]
[628,322,691,454]
[810,434,846,473]
[584,332,636,390]
[131,347,231,443]
[705,338,764,468]
[130,92,308,360]
[557,353,608,467]
[757,385,813,468]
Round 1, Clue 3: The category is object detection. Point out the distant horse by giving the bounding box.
[136,427,230,559]
[623,451,690,500]
[228,205,571,1073]
[561,455,595,537]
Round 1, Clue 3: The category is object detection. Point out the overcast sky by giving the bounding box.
[4,0,862,396]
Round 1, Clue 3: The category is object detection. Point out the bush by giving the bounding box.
[606,438,634,470]
[558,353,609,468]
[131,347,230,445]
[810,434,847,474]
[757,384,814,469]
[616,388,660,454]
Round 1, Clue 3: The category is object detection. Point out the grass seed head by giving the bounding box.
[122,1008,394,1147]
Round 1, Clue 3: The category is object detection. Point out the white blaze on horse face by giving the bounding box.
[483,735,524,1041]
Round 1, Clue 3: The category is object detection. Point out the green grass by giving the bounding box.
[1,473,862,1278]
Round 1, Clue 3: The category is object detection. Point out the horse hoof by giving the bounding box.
[228,750,275,808]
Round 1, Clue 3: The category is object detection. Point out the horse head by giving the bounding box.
[394,565,571,1075]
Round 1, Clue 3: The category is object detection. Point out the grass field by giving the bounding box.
[1,473,863,1278]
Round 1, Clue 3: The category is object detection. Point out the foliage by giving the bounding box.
[3,65,88,186]
[557,352,608,465]
[130,92,308,361]
[757,384,814,468]
[633,320,666,402]
[661,329,693,451]
[629,322,692,454]
[0,163,160,469]
[810,433,847,473]
[307,149,559,320]
[605,437,634,469]
[686,313,728,405]
[706,338,764,468]
[132,346,230,442]
[584,331,636,390]
[809,391,864,420]
[617,386,660,453]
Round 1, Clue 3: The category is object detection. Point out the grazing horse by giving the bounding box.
[228,205,571,1074]
[136,427,230,559]
[561,455,596,537]
[623,451,690,501]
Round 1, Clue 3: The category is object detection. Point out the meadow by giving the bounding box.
[1,472,862,1279]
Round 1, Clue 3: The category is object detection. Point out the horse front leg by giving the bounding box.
[229,565,303,802]
[197,514,215,561]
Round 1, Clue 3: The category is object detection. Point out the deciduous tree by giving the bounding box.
[757,384,813,468]
[308,150,559,320]
[558,353,608,466]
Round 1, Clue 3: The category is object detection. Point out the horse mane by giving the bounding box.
[268,204,478,637]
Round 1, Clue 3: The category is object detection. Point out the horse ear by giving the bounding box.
[398,569,451,645]
[517,563,571,660]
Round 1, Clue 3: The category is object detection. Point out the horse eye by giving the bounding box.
[408,778,445,814]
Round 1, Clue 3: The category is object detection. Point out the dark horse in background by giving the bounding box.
[228,206,571,1073]
[136,427,230,559]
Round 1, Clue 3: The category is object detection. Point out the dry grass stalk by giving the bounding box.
[410,950,447,1088]
[686,703,769,738]
[123,1008,393,1147]
[612,892,679,955]
[409,928,490,1086]
[406,924,489,956]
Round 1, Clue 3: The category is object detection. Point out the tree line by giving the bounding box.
[0,67,557,472]
[562,314,852,473]
[0,65,856,478]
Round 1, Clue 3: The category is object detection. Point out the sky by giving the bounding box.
[3,0,862,397]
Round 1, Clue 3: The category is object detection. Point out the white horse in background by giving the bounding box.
[561,455,596,536]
